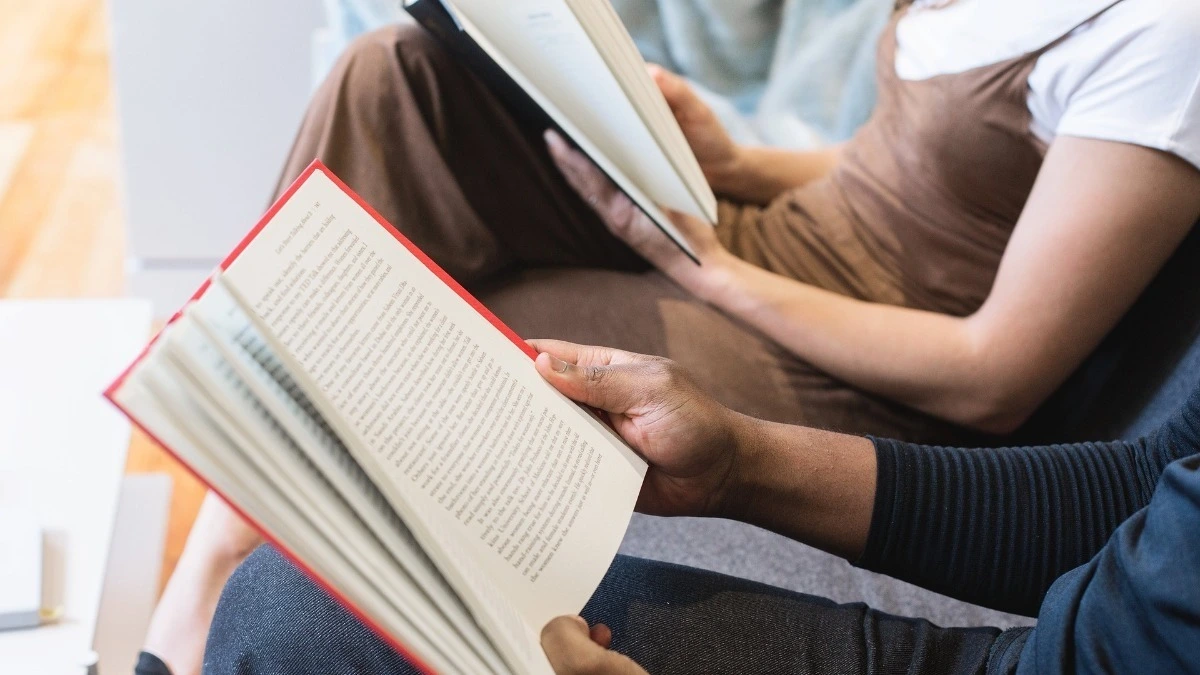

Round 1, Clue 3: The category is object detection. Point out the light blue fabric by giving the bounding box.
[316,0,893,147]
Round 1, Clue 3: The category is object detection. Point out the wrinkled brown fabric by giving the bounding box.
[272,8,1116,443]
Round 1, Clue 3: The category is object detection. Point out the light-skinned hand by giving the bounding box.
[646,63,744,192]
[544,129,731,298]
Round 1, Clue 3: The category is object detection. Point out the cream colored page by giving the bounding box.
[448,0,709,222]
[565,0,717,221]
[161,314,503,673]
[112,358,460,675]
[457,15,700,260]
[220,169,646,631]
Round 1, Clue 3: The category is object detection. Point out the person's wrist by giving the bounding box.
[711,411,770,522]
[681,250,743,306]
[708,144,756,200]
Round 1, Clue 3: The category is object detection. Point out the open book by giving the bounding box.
[405,0,717,263]
[105,162,647,674]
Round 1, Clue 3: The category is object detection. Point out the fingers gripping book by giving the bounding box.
[106,162,648,674]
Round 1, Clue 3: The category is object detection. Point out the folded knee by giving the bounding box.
[327,21,445,101]
[204,546,416,674]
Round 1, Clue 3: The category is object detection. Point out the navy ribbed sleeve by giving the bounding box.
[856,384,1200,617]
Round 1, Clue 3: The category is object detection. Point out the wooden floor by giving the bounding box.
[0,0,205,592]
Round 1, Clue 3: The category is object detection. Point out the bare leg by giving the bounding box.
[141,492,263,675]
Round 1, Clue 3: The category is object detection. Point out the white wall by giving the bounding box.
[109,0,328,314]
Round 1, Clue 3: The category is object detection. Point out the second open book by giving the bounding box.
[105,163,647,674]
[405,0,717,262]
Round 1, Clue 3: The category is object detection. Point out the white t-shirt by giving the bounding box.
[894,0,1200,170]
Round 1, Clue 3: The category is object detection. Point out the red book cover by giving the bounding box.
[104,160,541,674]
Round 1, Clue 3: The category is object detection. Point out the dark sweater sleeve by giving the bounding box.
[855,385,1200,616]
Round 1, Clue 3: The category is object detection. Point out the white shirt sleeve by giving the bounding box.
[1028,0,1200,171]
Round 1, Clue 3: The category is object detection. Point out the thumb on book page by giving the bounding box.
[535,351,650,415]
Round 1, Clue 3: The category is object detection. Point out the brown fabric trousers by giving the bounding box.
[274,21,976,443]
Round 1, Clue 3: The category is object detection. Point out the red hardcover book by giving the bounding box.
[105,161,646,674]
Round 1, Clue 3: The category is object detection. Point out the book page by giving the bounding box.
[447,0,713,223]
[186,284,476,625]
[161,310,504,673]
[111,353,462,674]
[453,12,700,261]
[219,167,646,668]
[565,0,717,221]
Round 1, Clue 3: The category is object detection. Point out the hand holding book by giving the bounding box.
[527,337,877,673]
[544,130,730,295]
[405,0,719,263]
[645,65,746,198]
[528,339,746,520]
[525,340,745,675]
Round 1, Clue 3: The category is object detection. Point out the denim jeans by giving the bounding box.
[201,545,1025,674]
